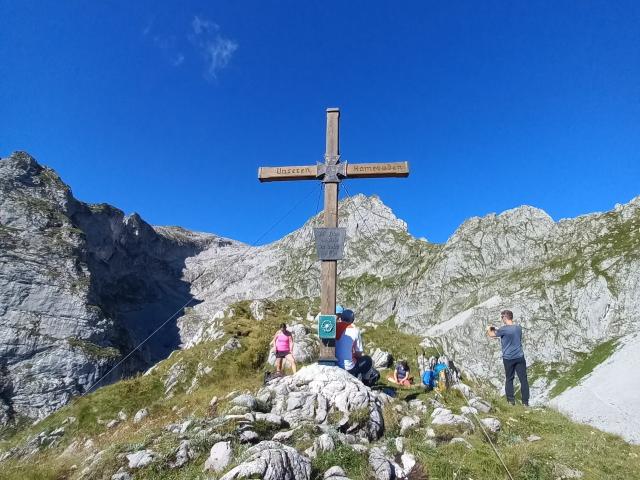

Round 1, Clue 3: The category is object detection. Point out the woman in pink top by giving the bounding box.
[272,323,297,375]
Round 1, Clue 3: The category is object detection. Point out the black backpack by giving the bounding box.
[360,367,380,387]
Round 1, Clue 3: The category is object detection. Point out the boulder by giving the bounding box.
[164,361,186,395]
[368,446,406,479]
[106,420,119,429]
[305,433,335,459]
[170,440,194,469]
[126,450,154,469]
[272,429,295,441]
[468,397,491,413]
[452,383,472,398]
[430,408,474,430]
[258,365,384,441]
[250,300,266,321]
[371,348,393,369]
[460,406,478,416]
[239,431,260,444]
[133,408,148,424]
[324,466,351,480]
[400,453,416,477]
[254,412,285,426]
[219,441,311,480]
[480,417,501,433]
[111,472,132,480]
[407,399,428,414]
[232,394,259,411]
[204,441,233,473]
[394,437,405,453]
[399,416,420,435]
[368,447,396,480]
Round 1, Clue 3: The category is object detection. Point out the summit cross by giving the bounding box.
[258,107,409,364]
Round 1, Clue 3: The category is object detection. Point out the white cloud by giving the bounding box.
[201,36,238,79]
[192,15,218,35]
[143,15,237,80]
[190,15,238,80]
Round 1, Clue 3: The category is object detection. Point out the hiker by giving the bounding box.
[487,309,530,406]
[335,309,377,385]
[387,360,413,387]
[272,323,297,375]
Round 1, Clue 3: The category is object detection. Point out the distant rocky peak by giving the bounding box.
[1,152,69,197]
[449,204,554,243]
[275,193,407,249]
[1,151,44,179]
[614,194,640,221]
[123,212,157,240]
[338,194,408,234]
[1,152,77,229]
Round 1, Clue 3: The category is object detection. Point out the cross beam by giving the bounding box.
[258,161,410,182]
[258,108,409,364]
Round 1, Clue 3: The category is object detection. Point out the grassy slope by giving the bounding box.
[1,300,639,480]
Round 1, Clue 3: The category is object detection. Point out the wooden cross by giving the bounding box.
[258,107,409,364]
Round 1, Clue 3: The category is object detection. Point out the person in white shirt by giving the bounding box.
[335,309,372,378]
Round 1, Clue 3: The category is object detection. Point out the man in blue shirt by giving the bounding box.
[487,309,530,406]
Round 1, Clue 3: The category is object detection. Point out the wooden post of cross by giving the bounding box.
[258,107,409,365]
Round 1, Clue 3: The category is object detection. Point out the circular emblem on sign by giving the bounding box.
[321,319,334,333]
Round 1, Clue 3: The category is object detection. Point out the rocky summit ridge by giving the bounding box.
[1,151,640,446]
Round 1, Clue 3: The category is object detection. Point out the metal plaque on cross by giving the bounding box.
[314,227,347,260]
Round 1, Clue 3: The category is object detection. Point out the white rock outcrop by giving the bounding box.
[219,441,311,480]
[204,441,233,473]
[258,365,384,441]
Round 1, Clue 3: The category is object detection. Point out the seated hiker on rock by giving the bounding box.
[273,323,297,376]
[387,360,413,387]
[335,309,376,384]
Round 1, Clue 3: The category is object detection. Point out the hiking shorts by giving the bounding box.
[275,350,291,359]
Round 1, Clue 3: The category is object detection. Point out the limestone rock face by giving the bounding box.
[0,152,221,422]
[258,365,385,441]
[219,441,311,480]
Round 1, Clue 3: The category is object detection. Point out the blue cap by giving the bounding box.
[341,309,355,323]
[336,305,344,315]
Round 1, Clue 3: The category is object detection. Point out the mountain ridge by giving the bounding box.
[1,151,639,444]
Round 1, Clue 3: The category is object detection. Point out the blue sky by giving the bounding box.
[1,1,639,244]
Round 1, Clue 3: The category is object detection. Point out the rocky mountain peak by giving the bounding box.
[450,204,554,243]
[277,193,408,250]
[338,193,408,234]
[1,151,43,179]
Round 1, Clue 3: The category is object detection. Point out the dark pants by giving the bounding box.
[503,356,530,405]
[347,355,373,378]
